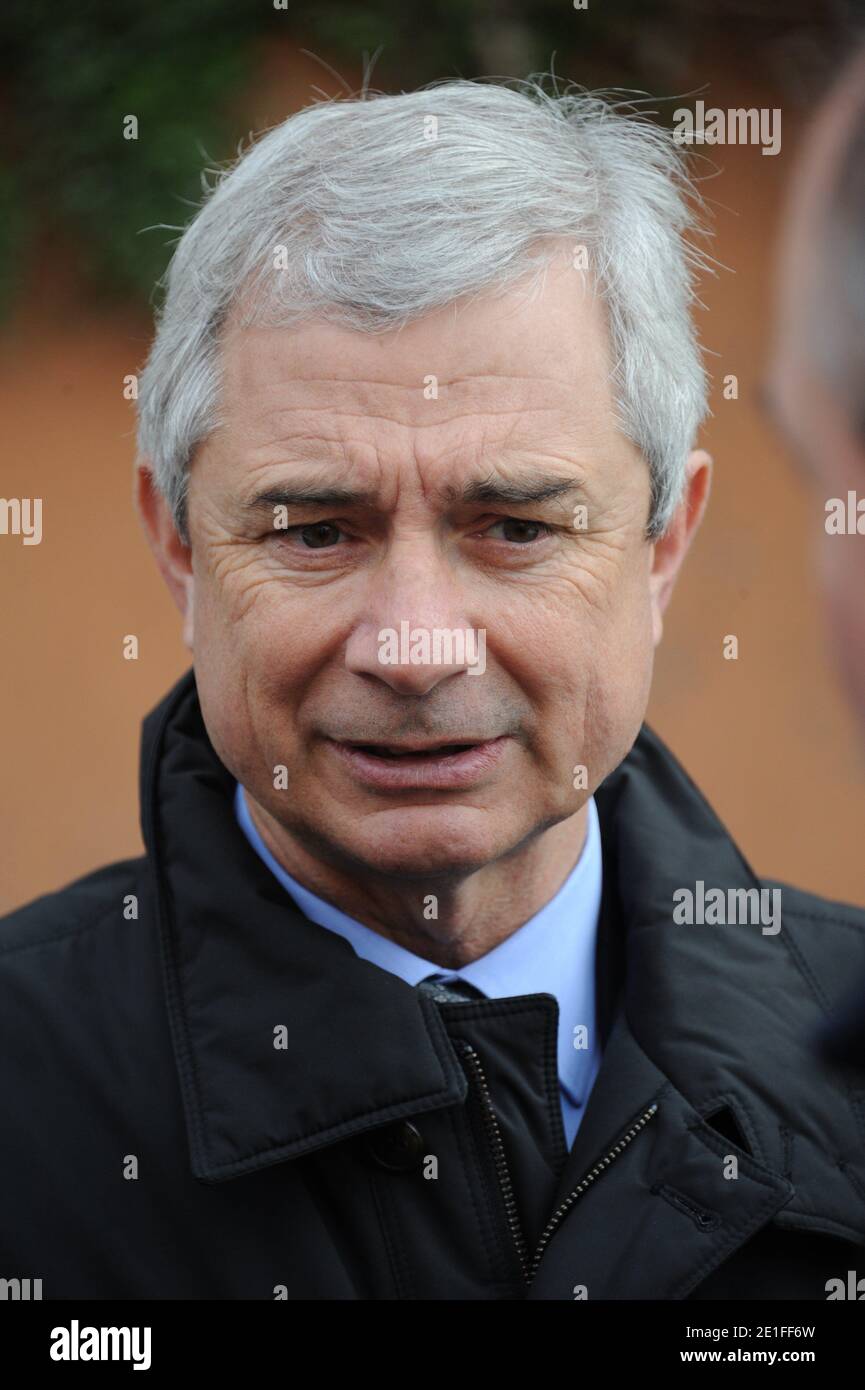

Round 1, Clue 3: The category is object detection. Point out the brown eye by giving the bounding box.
[486,518,550,543]
[299,522,342,548]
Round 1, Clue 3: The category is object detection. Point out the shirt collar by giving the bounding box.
[235,782,603,1109]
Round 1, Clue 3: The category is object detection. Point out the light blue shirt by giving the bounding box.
[235,782,603,1150]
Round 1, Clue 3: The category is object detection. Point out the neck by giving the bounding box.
[243,794,589,970]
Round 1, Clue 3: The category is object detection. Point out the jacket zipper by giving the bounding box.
[453,1038,659,1289]
[455,1039,531,1283]
[527,1099,659,1284]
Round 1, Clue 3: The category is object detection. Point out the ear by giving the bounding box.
[649,448,712,647]
[134,464,195,651]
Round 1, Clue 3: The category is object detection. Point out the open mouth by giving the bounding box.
[328,735,508,789]
[351,743,478,760]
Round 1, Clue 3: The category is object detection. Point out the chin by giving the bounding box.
[329,805,524,882]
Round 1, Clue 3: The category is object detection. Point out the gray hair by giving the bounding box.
[136,75,710,541]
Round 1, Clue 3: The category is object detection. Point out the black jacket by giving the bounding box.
[2,669,864,1300]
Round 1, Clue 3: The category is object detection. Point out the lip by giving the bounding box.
[326,736,510,791]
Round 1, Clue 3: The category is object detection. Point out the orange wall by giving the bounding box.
[2,53,863,914]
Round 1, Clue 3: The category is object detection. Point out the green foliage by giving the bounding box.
[0,163,28,318]
[0,0,700,318]
[1,0,265,312]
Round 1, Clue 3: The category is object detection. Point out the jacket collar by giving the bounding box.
[141,668,466,1182]
[578,728,865,1249]
[141,669,865,1246]
[528,1010,799,1299]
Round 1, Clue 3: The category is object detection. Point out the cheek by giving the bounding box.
[578,547,655,679]
[197,560,318,681]
[584,592,654,749]
[189,570,242,703]
[190,568,318,778]
[507,562,654,764]
[578,560,655,775]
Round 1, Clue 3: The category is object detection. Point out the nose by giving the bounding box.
[344,540,483,695]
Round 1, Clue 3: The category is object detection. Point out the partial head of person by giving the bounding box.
[769,45,865,730]
[134,76,712,907]
[769,44,865,1069]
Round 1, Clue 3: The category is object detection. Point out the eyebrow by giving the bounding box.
[244,485,375,512]
[243,471,587,513]
[454,473,586,505]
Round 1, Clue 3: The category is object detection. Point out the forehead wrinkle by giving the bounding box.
[223,359,584,422]
[237,415,608,501]
[232,397,580,473]
[246,402,574,442]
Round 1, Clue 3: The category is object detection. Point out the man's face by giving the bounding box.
[161,252,679,881]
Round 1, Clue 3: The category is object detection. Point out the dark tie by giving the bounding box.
[417,974,485,1004]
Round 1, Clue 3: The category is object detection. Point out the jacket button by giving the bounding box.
[366,1120,425,1172]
